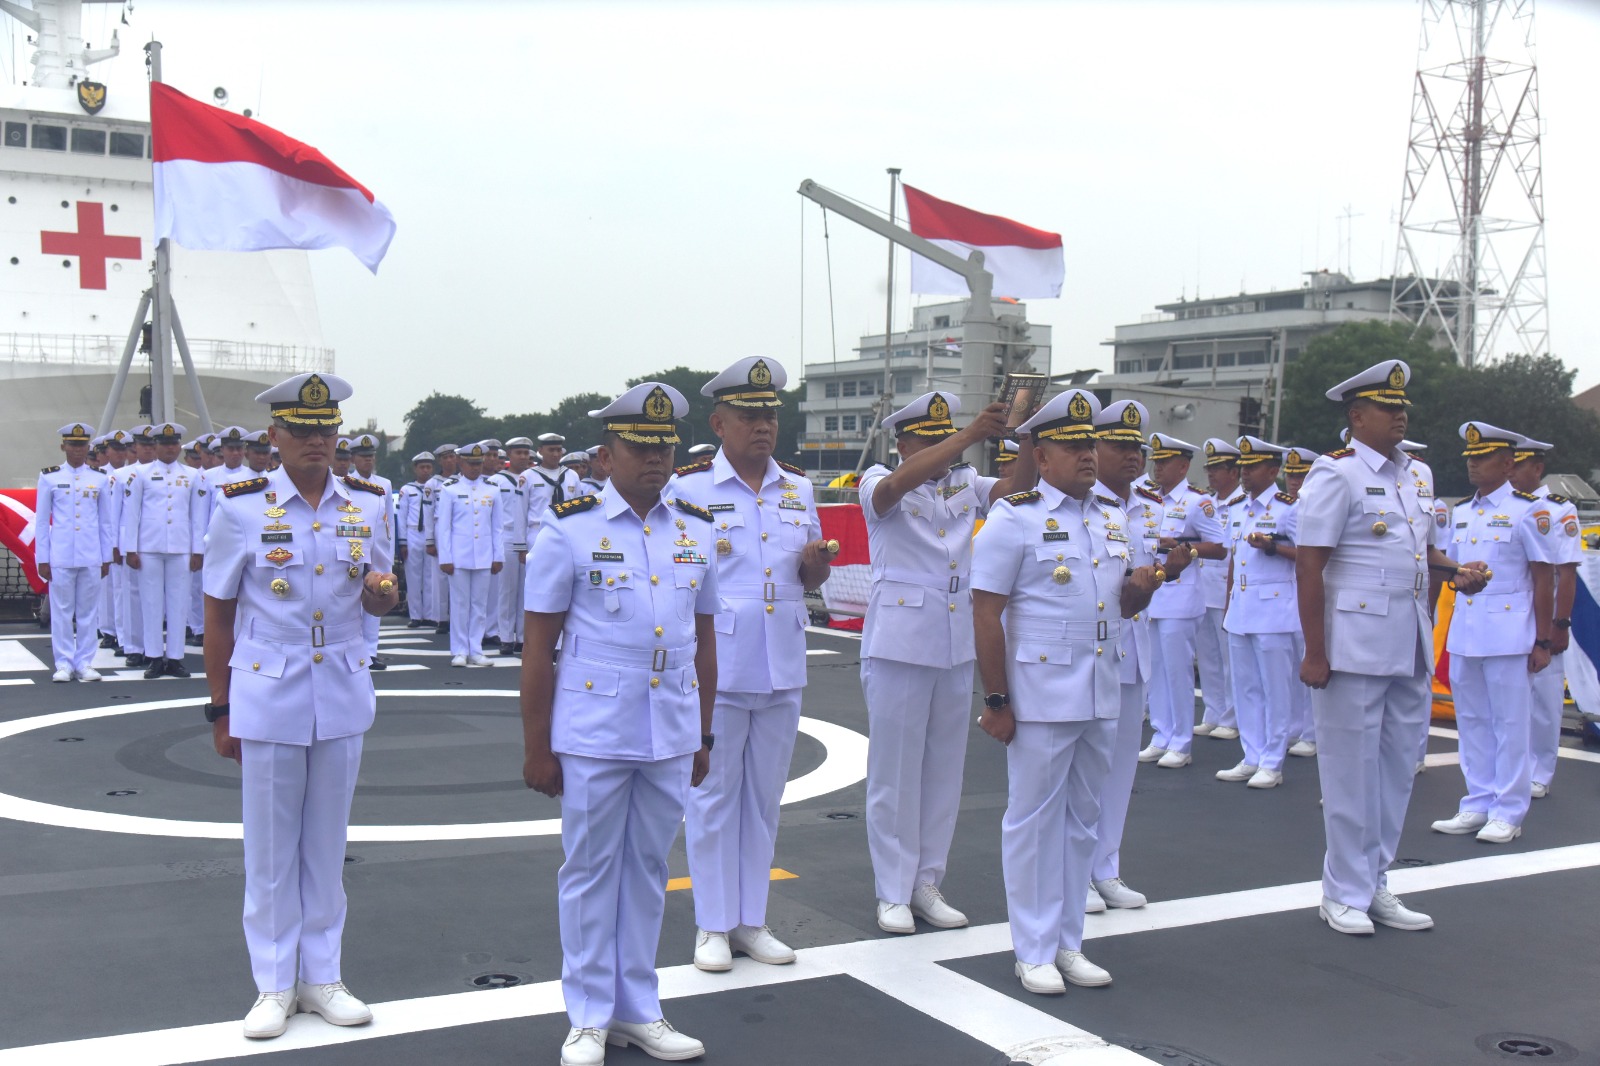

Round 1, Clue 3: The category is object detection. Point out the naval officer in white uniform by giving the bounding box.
[972,389,1166,995]
[396,451,436,627]
[1195,438,1241,740]
[123,421,201,679]
[435,442,504,666]
[348,434,394,670]
[1281,447,1319,757]
[202,372,398,1038]
[35,422,113,682]
[522,381,716,1066]
[857,391,1026,934]
[1296,359,1475,935]
[673,357,833,972]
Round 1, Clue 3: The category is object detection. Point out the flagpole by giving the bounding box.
[143,39,180,425]
[879,167,899,466]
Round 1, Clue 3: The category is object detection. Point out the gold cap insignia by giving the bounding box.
[1067,394,1092,422]
[749,359,772,387]
[1121,405,1141,427]
[644,386,674,422]
[1151,435,1163,449]
[1240,438,1253,454]
[1466,424,1481,445]
[300,375,331,407]
[928,394,951,422]
[1388,364,1406,390]
[1205,442,1216,456]
[73,424,85,436]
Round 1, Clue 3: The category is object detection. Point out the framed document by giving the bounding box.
[999,372,1050,431]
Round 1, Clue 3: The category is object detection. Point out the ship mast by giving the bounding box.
[0,0,121,88]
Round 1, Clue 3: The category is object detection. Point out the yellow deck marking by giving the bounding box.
[667,868,797,892]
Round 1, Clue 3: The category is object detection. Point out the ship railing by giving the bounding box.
[0,333,334,375]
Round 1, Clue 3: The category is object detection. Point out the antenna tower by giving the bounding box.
[1391,0,1547,369]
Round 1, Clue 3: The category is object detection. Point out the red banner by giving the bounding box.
[0,489,44,594]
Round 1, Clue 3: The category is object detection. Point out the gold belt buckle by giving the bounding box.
[311,625,325,647]
[652,647,667,671]
[763,581,776,602]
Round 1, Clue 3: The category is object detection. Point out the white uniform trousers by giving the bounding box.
[1229,631,1296,771]
[1196,606,1236,728]
[1091,679,1147,883]
[363,611,381,660]
[1313,657,1428,910]
[686,689,802,931]
[241,734,363,993]
[137,552,190,660]
[1003,719,1114,965]
[98,565,116,636]
[48,566,102,673]
[1290,632,1315,744]
[1147,617,1199,753]
[498,550,525,646]
[558,753,692,1029]
[1450,653,1533,826]
[117,562,142,654]
[432,554,451,622]
[187,564,205,636]
[485,567,501,639]
[447,567,491,657]
[402,546,428,622]
[1528,651,1565,788]
[862,657,974,904]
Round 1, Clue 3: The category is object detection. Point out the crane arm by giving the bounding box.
[797,179,992,288]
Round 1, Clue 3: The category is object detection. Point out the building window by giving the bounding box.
[824,416,839,431]
[2,122,25,148]
[842,381,857,398]
[842,415,857,432]
[824,382,839,398]
[1172,353,1210,370]
[893,371,913,392]
[1263,293,1304,312]
[1237,350,1268,366]
[933,315,950,328]
[30,124,67,150]
[109,131,144,157]
[70,128,106,154]
[1217,352,1236,367]
[893,348,913,358]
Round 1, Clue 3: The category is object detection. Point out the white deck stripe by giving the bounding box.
[0,641,47,673]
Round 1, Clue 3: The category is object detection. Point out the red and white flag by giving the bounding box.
[902,185,1062,299]
[151,82,396,273]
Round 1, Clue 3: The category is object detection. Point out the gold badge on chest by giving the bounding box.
[269,577,289,597]
[1052,565,1072,585]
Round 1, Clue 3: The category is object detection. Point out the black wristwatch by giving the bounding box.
[204,702,230,723]
[701,733,715,751]
[1555,617,1572,630]
[983,692,1010,709]
[1534,639,1553,651]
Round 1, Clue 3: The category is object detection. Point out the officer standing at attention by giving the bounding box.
[672,357,834,972]
[424,443,458,635]
[1296,359,1475,935]
[858,391,1024,935]
[1509,436,1580,800]
[581,446,609,494]
[521,381,718,1066]
[1139,434,1225,768]
[202,372,397,1039]
[348,434,394,671]
[496,437,535,655]
[972,389,1166,995]
[1217,436,1299,789]
[124,422,201,679]
[36,422,113,682]
[1194,439,1242,742]
[436,442,503,666]
[1087,401,1192,913]
[1280,447,1319,758]
[1429,422,1556,844]
[331,438,352,479]
[188,428,254,650]
[96,429,130,650]
[396,451,437,628]
[116,425,156,669]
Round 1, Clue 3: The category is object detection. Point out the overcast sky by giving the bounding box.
[26,0,1600,432]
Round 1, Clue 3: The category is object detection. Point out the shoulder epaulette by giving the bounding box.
[1002,490,1041,506]
[1226,492,1247,507]
[1514,489,1538,502]
[1327,448,1354,459]
[443,476,459,486]
[1187,483,1204,495]
[950,460,972,470]
[1095,493,1120,507]
[40,465,59,475]
[1135,485,1163,504]
[552,494,599,518]
[1275,490,1297,504]
[673,458,714,477]
[672,498,713,522]
[1546,492,1570,504]
[777,459,807,476]
[343,475,385,496]
[222,477,268,498]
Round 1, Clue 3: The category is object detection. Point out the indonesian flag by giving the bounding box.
[151,83,396,273]
[0,489,43,595]
[902,184,1063,299]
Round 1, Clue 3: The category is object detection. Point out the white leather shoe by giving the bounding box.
[692,929,732,971]
[51,668,72,683]
[1530,781,1549,799]
[467,654,492,666]
[1247,768,1283,789]
[1156,750,1191,768]
[1215,761,1258,782]
[1092,877,1148,909]
[561,1027,608,1066]
[1431,811,1488,835]
[876,900,915,934]
[1319,897,1374,935]
[730,924,795,964]
[910,882,968,928]
[295,980,372,1026]
[1085,884,1107,913]
[1056,950,1112,987]
[607,1018,705,1061]
[1209,725,1239,740]
[77,667,103,682]
[449,655,466,667]
[1137,744,1167,763]
[1369,888,1433,930]
[1192,721,1216,737]
[1015,960,1065,994]
[1414,760,1427,775]
[1288,740,1317,757]
[1476,818,1521,844]
[242,988,295,1038]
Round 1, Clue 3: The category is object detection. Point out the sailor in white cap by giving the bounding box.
[1509,435,1580,800]
[36,422,113,682]
[522,381,716,1066]
[201,371,398,1038]
[856,390,1026,935]
[1280,445,1320,757]
[1297,359,1471,935]
[972,389,1167,995]
[490,437,534,655]
[1138,433,1226,768]
[685,442,717,460]
[585,445,610,494]
[671,357,833,972]
[348,434,394,669]
[396,450,438,628]
[114,424,157,668]
[1086,400,1193,913]
[1215,436,1300,788]
[1193,439,1242,742]
[424,444,458,634]
[531,431,584,502]
[122,421,202,679]
[1429,421,1557,845]
[97,430,132,656]
[435,441,503,666]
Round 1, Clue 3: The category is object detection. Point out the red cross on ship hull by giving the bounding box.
[40,202,143,290]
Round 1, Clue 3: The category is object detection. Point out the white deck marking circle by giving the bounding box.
[0,691,866,841]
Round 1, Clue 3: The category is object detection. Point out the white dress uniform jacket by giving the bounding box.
[435,474,504,570]
[1529,487,1581,788]
[1445,483,1554,656]
[1148,482,1221,619]
[123,459,203,555]
[1225,489,1301,635]
[36,460,113,674]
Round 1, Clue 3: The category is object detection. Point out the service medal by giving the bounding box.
[264,507,287,519]
[338,501,362,514]
[717,538,732,556]
[264,547,293,564]
[269,577,289,597]
[675,534,698,547]
[1371,521,1388,536]
[1046,518,1059,531]
[348,540,365,561]
[1052,565,1071,585]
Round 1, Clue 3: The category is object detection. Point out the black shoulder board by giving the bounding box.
[776,459,807,476]
[1226,493,1248,507]
[1275,491,1297,504]
[222,477,268,498]
[1135,485,1163,504]
[672,498,713,522]
[1514,489,1538,502]
[950,460,972,469]
[343,475,385,496]
[1546,492,1570,504]
[552,494,599,518]
[41,465,60,475]
[443,476,459,486]
[1003,490,1041,506]
[673,458,714,477]
[1095,493,1121,507]
[1327,448,1354,459]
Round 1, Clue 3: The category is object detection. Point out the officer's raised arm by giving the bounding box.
[870,395,1009,517]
